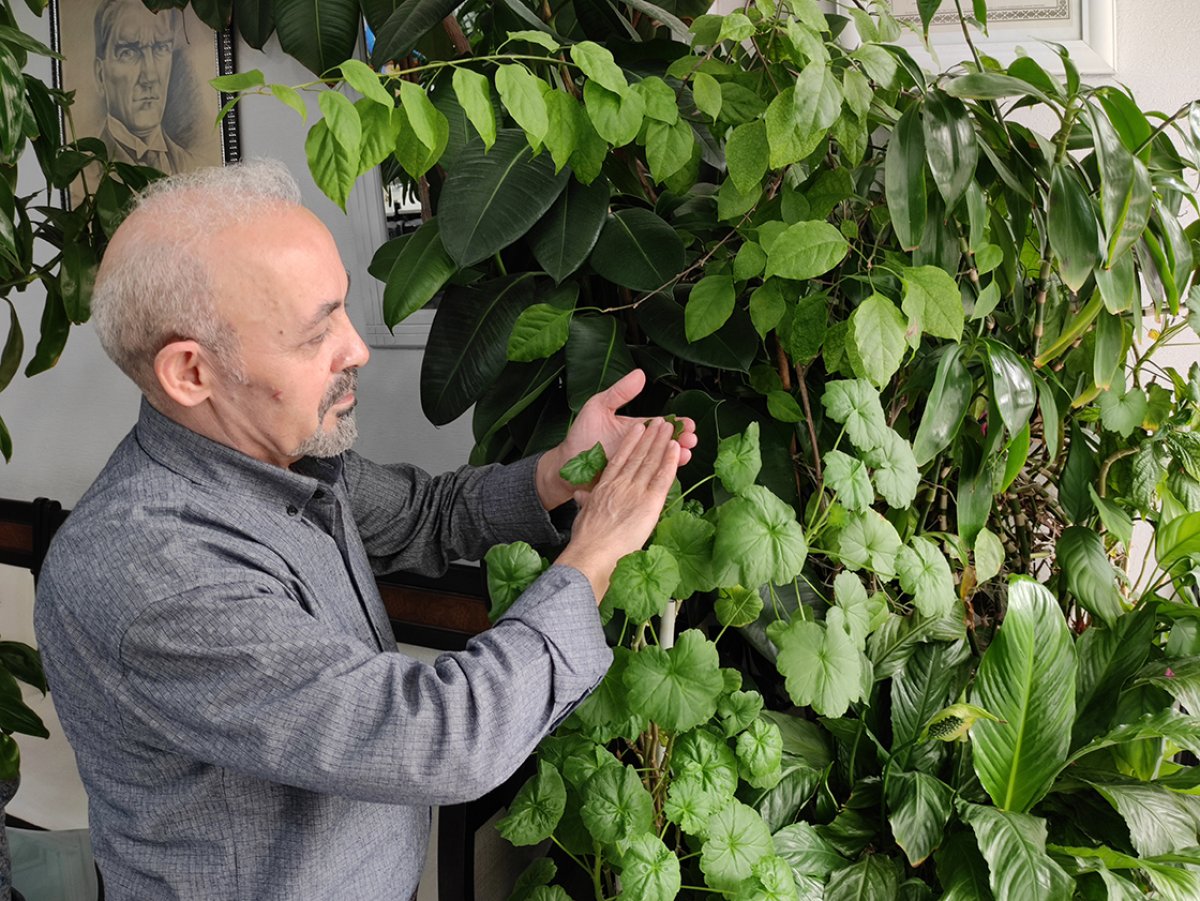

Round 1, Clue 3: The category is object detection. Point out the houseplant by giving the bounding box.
[196,0,1200,895]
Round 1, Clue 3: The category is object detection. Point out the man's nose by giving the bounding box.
[137,50,159,83]
[337,320,370,372]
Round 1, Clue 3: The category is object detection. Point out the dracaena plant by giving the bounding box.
[198,0,1200,895]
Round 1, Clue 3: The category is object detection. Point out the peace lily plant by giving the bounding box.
[133,0,1200,896]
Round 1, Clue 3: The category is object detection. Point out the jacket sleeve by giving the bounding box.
[116,564,610,806]
[341,451,569,577]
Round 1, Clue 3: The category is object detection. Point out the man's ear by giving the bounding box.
[94,57,105,95]
[154,340,214,408]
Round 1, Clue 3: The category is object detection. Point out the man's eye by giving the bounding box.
[115,47,138,64]
[153,42,172,58]
[308,332,330,345]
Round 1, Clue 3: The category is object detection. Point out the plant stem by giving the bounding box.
[592,842,604,901]
[1097,448,1137,498]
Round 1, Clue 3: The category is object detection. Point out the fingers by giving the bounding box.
[593,369,646,413]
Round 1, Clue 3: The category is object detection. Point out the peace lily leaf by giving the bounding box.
[715,423,762,495]
[824,450,875,512]
[838,511,902,580]
[901,266,965,343]
[764,220,849,281]
[618,833,681,901]
[912,344,972,466]
[1057,526,1124,628]
[824,856,902,900]
[571,647,647,743]
[508,303,573,362]
[922,702,1002,742]
[864,429,920,509]
[484,541,547,620]
[891,642,971,770]
[624,630,724,732]
[581,763,654,846]
[559,442,607,485]
[452,67,497,149]
[887,771,954,866]
[716,586,764,629]
[935,831,995,901]
[737,718,784,788]
[897,536,956,619]
[604,546,679,624]
[774,620,864,716]
[972,578,1076,813]
[1098,384,1147,438]
[821,380,888,452]
[701,802,775,892]
[497,760,566,845]
[958,803,1074,901]
[1089,780,1200,858]
[713,486,808,588]
[974,527,1005,583]
[1156,510,1200,573]
[773,821,849,879]
[849,294,907,387]
[652,511,717,599]
[718,689,764,737]
[1069,709,1200,763]
[686,275,736,342]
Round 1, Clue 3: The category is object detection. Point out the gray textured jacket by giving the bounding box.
[34,399,610,900]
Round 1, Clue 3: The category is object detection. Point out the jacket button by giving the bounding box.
[286,505,299,516]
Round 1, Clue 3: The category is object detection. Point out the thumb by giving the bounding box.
[595,369,646,412]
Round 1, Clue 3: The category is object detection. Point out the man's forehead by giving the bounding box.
[110,9,174,44]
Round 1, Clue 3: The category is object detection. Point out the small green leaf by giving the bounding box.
[737,719,784,789]
[340,59,391,106]
[686,275,736,342]
[452,67,497,149]
[701,802,775,892]
[823,450,874,512]
[821,380,888,453]
[774,620,864,716]
[838,511,902,579]
[863,429,920,509]
[764,220,849,281]
[693,72,722,121]
[1098,384,1147,438]
[849,294,907,387]
[559,441,608,485]
[497,760,567,845]
[584,81,644,147]
[652,512,717,599]
[901,266,964,342]
[974,527,1004,583]
[570,41,628,94]
[211,68,265,92]
[897,536,956,618]
[715,423,762,495]
[269,83,308,122]
[485,541,548,620]
[1057,526,1125,627]
[496,65,550,145]
[508,303,572,361]
[767,391,804,423]
[604,546,679,623]
[750,281,786,338]
[619,833,681,901]
[716,586,763,629]
[581,763,654,846]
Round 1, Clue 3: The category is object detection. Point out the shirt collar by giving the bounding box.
[104,115,169,157]
[134,397,343,513]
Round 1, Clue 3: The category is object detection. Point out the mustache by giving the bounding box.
[319,369,358,417]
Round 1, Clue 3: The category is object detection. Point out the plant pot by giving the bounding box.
[0,776,20,901]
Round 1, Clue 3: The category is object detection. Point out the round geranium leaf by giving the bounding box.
[497,760,566,846]
[580,763,655,846]
[773,620,865,717]
[823,449,875,512]
[604,546,680,623]
[664,774,722,837]
[718,689,764,738]
[617,833,681,901]
[484,541,548,620]
[571,647,649,743]
[715,422,762,495]
[838,510,902,579]
[736,718,784,788]
[820,379,888,452]
[716,585,764,628]
[864,428,920,509]
[700,802,775,892]
[897,536,956,618]
[624,630,724,733]
[652,511,717,599]
[713,486,808,588]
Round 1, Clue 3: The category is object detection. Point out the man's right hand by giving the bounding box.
[554,419,681,602]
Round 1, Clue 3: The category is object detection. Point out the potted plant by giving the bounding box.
[152,0,1200,894]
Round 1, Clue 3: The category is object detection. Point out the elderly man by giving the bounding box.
[34,160,695,899]
[94,0,198,173]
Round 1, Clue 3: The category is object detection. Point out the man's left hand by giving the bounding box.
[535,369,697,510]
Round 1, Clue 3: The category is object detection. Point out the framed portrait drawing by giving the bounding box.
[50,0,240,201]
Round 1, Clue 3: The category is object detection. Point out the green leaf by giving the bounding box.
[713,486,808,588]
[715,422,762,495]
[821,379,888,453]
[275,0,360,76]
[750,281,786,338]
[452,67,497,149]
[901,265,964,342]
[356,101,401,173]
[529,176,610,284]
[863,428,920,509]
[1057,526,1124,628]
[793,60,842,141]
[838,511,902,579]
[268,82,306,122]
[590,209,685,292]
[618,833,681,901]
[369,0,461,68]
[849,294,907,387]
[583,81,644,147]
[1048,163,1102,292]
[581,763,654,846]
[974,528,1004,583]
[897,536,956,619]
[737,718,783,788]
[509,303,573,362]
[653,511,717,599]
[700,802,775,892]
[943,72,1054,104]
[774,620,864,716]
[764,220,849,281]
[686,275,736,342]
[570,41,628,94]
[497,760,567,845]
[504,29,561,52]
[571,648,647,743]
[935,831,995,901]
[824,856,901,901]
[885,104,927,250]
[485,541,547,620]
[1089,781,1200,858]
[439,131,569,267]
[912,344,972,466]
[767,391,804,423]
[1157,510,1200,573]
[1097,250,1137,313]
[645,118,695,183]
[1098,384,1147,438]
[716,586,763,629]
[887,771,954,866]
[891,640,968,766]
[542,91,579,172]
[604,546,679,623]
[210,69,266,92]
[971,579,1077,813]
[559,441,607,485]
[377,218,457,327]
[565,315,635,412]
[509,857,557,901]
[693,72,722,121]
[824,450,874,512]
[773,821,849,879]
[782,293,828,365]
[726,121,769,195]
[624,630,724,733]
[984,340,1036,436]
[734,243,767,282]
[633,76,678,124]
[922,90,978,208]
[339,59,390,107]
[495,65,550,145]
[958,803,1073,901]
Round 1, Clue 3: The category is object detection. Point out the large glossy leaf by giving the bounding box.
[233,0,275,47]
[528,177,610,283]
[887,771,954,866]
[377,219,457,327]
[885,104,927,250]
[589,209,685,292]
[421,274,543,425]
[1089,781,1200,857]
[983,340,1035,436]
[370,0,463,68]
[1156,510,1200,573]
[890,639,969,768]
[565,315,634,412]
[1056,526,1124,627]
[274,0,360,77]
[1072,602,1155,750]
[912,344,972,466]
[439,131,570,267]
[935,830,995,901]
[824,856,901,900]
[971,579,1076,813]
[636,290,757,372]
[958,803,1073,901]
[922,90,977,208]
[1047,163,1101,292]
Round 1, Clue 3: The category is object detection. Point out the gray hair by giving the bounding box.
[90,159,304,396]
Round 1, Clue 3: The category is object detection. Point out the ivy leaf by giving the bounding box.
[864,428,920,509]
[700,802,776,891]
[849,294,908,387]
[713,486,808,588]
[581,763,654,846]
[497,760,566,845]
[716,586,764,629]
[821,380,888,452]
[1099,384,1148,438]
[508,303,572,361]
[484,541,548,620]
[823,450,875,512]
[737,718,784,789]
[838,511,902,580]
[1057,526,1124,627]
[604,546,680,623]
[559,442,607,484]
[618,834,681,901]
[900,266,965,342]
[715,422,762,495]
[624,630,725,733]
[652,511,717,599]
[774,620,865,716]
[897,536,957,618]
